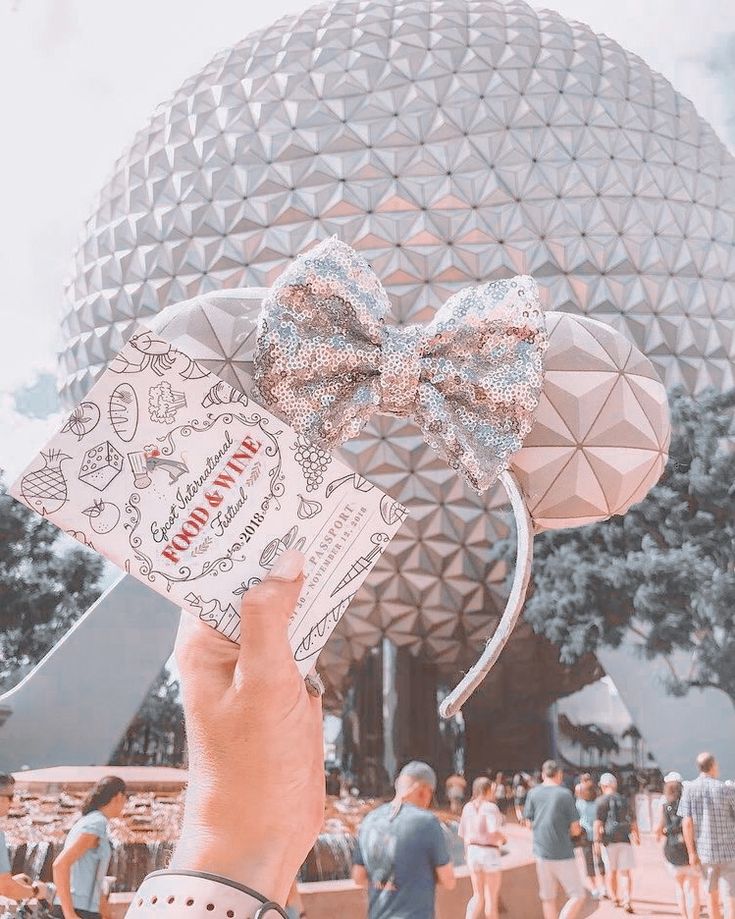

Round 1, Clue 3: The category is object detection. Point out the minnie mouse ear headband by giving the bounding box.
[252,235,671,715]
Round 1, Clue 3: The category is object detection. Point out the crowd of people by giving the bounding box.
[349,750,735,919]
[2,750,735,919]
[0,546,733,919]
[3,751,735,918]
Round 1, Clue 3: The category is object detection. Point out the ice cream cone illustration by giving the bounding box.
[20,450,71,515]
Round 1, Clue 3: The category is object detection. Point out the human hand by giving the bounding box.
[35,882,51,901]
[170,548,325,906]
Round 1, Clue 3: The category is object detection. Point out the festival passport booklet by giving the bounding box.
[9,325,408,674]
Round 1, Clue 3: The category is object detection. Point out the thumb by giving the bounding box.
[237,548,306,673]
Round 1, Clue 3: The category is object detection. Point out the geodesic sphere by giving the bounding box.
[60,0,735,671]
[510,312,671,531]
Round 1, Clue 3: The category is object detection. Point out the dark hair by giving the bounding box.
[0,773,15,791]
[664,780,682,804]
[542,759,559,779]
[81,775,126,815]
[697,752,716,774]
[472,777,493,800]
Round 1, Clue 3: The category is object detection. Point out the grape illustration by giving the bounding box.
[293,435,332,492]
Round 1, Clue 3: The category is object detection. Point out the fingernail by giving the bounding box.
[305,668,325,697]
[269,547,306,581]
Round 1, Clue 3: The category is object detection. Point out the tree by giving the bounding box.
[622,725,643,769]
[557,714,619,767]
[494,388,735,703]
[0,474,105,687]
[111,667,186,766]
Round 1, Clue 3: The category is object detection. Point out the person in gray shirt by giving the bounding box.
[352,761,455,919]
[524,759,586,919]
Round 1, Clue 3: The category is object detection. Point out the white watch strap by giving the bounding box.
[128,870,288,918]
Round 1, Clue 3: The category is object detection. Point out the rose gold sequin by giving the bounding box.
[253,235,548,493]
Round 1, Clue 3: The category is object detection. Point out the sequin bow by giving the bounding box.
[254,235,548,493]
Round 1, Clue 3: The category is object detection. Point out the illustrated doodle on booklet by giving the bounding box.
[259,525,307,570]
[330,533,390,596]
[297,494,323,520]
[108,383,139,443]
[61,402,100,441]
[82,499,121,534]
[293,435,332,492]
[294,595,354,663]
[202,381,248,408]
[79,441,124,491]
[9,324,408,675]
[325,471,375,497]
[21,451,71,515]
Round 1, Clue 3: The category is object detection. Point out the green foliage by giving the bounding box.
[111,667,186,766]
[0,474,105,687]
[494,387,735,700]
[0,473,185,765]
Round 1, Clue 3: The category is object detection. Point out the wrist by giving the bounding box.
[170,836,291,905]
[130,871,288,918]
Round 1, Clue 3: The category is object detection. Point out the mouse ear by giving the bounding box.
[440,312,671,717]
[511,312,670,532]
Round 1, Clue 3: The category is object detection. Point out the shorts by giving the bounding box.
[602,842,636,872]
[702,862,735,896]
[466,844,502,873]
[580,840,605,878]
[666,861,700,881]
[535,857,585,901]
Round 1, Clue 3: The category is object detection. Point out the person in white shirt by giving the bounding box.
[459,777,507,919]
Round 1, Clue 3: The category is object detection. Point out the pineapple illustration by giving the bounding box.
[20,450,72,515]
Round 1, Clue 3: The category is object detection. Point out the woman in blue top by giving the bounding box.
[52,775,126,919]
[575,777,606,900]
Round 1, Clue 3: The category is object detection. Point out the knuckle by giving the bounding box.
[241,578,300,616]
[241,581,281,611]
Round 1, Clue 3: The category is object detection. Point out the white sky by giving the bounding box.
[1,0,734,479]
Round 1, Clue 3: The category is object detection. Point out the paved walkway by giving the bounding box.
[582,835,702,919]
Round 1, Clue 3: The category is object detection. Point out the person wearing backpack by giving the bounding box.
[655,773,701,919]
[594,773,639,913]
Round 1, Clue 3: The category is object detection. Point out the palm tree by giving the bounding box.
[622,725,642,769]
